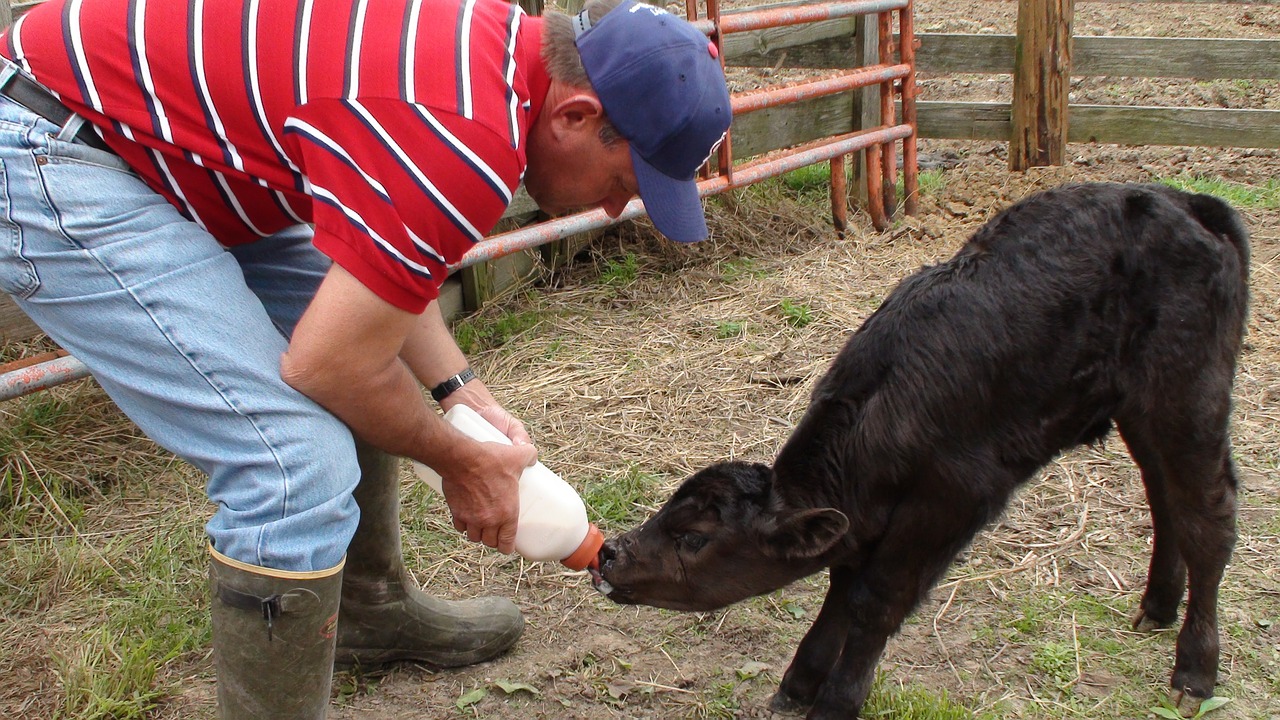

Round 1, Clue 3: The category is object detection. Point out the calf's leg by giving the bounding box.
[1166,450,1236,707]
[769,566,854,713]
[782,494,993,719]
[1118,427,1188,630]
[1117,414,1237,711]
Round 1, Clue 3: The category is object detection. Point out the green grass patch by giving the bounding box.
[780,163,947,204]
[597,252,640,287]
[1030,641,1078,688]
[715,320,749,339]
[779,299,815,329]
[581,465,662,530]
[863,675,997,719]
[2,521,207,720]
[454,309,546,354]
[1158,175,1280,209]
[720,257,769,283]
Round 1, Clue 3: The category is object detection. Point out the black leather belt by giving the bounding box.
[0,70,114,154]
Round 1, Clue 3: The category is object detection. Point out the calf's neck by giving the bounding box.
[594,183,1249,719]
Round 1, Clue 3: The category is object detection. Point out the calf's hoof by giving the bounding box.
[1170,688,1212,718]
[767,690,810,715]
[1131,607,1176,633]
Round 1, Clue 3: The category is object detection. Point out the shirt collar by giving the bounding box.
[518,16,550,127]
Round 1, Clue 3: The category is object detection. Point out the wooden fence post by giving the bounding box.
[1009,0,1072,170]
[849,13,879,211]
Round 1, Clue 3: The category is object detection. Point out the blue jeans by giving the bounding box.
[0,65,359,572]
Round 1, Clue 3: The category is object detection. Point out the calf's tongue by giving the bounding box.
[585,557,614,596]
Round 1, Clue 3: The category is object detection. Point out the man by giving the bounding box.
[0,0,731,714]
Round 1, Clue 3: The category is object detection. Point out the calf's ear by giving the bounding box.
[763,508,849,560]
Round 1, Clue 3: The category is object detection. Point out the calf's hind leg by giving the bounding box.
[1117,426,1188,631]
[1117,416,1238,709]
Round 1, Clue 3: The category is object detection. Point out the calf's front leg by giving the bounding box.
[769,566,854,713]
[771,566,918,719]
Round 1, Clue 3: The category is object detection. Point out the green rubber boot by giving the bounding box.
[208,545,343,719]
[335,443,524,668]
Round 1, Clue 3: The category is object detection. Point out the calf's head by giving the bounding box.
[594,461,848,611]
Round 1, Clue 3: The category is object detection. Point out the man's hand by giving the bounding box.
[438,436,537,553]
[284,265,536,552]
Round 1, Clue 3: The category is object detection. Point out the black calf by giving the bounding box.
[594,183,1249,719]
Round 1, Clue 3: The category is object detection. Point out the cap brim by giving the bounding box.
[631,146,708,243]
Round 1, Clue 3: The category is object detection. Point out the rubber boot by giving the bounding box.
[335,442,524,668]
[208,545,343,719]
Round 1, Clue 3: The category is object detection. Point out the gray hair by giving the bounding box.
[541,0,627,146]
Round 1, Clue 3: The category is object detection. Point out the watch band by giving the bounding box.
[430,367,476,402]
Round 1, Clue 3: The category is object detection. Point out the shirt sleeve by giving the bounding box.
[283,97,523,313]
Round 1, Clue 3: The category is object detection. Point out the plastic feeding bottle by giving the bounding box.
[412,404,604,571]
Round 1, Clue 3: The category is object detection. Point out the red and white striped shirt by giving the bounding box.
[2,0,549,312]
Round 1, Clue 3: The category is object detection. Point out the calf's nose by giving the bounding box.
[598,538,621,567]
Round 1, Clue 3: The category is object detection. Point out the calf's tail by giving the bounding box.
[1184,191,1250,276]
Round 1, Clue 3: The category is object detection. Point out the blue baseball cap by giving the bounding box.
[574,1,732,243]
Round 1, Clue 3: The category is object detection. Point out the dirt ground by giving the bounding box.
[6,1,1278,719]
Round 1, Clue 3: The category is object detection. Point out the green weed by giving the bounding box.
[1152,696,1232,719]
[720,257,769,283]
[863,675,997,719]
[1031,641,1078,688]
[598,252,639,287]
[454,309,545,354]
[780,163,946,206]
[715,320,748,339]
[779,299,814,328]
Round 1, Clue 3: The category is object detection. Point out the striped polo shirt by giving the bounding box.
[2,0,549,312]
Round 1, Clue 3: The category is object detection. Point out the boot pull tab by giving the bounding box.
[217,584,287,641]
[260,594,283,641]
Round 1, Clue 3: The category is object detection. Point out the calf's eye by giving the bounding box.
[677,533,708,552]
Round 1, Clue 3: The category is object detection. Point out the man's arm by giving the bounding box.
[400,299,532,446]
[280,264,534,551]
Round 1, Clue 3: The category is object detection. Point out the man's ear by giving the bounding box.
[548,93,606,137]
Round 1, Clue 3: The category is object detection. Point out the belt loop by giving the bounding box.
[0,62,17,89]
[56,112,86,143]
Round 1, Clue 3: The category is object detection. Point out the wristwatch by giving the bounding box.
[430,367,476,402]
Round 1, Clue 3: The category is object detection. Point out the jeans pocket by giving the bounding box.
[0,158,40,299]
[37,144,172,252]
[43,132,133,173]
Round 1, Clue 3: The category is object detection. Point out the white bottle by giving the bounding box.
[412,404,604,571]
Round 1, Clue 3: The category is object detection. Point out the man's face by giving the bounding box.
[524,107,639,220]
